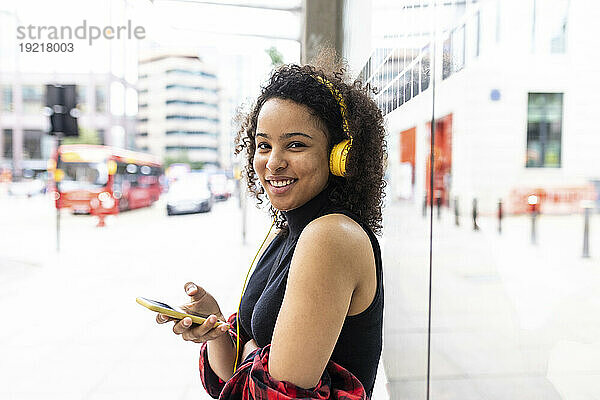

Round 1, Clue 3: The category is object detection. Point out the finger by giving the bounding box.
[173,317,193,335]
[182,329,201,342]
[184,282,208,302]
[180,314,222,339]
[156,313,174,324]
[184,281,200,297]
[186,323,229,342]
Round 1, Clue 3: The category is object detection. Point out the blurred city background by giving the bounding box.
[1,0,599,399]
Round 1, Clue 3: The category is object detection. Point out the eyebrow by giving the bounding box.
[256,132,313,140]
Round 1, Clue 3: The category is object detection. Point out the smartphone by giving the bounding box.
[136,297,226,327]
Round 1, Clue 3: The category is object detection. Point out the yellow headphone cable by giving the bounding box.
[233,214,277,372]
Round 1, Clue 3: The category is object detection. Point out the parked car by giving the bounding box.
[166,173,213,216]
[8,179,46,197]
[208,173,232,201]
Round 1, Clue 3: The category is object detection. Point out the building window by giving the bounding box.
[22,85,43,114]
[23,130,43,159]
[442,36,452,80]
[398,75,405,106]
[166,69,216,78]
[526,93,563,168]
[165,115,218,122]
[412,62,420,97]
[421,46,430,91]
[166,145,216,151]
[404,69,412,102]
[95,87,106,113]
[1,85,12,112]
[165,99,217,107]
[97,129,105,145]
[76,86,87,113]
[3,129,12,158]
[165,84,217,93]
[165,130,215,136]
[532,0,569,54]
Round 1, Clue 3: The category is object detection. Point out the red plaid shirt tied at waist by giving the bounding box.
[199,313,368,400]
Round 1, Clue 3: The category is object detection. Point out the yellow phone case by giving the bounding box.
[136,297,225,328]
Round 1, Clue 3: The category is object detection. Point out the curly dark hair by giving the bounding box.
[234,63,387,235]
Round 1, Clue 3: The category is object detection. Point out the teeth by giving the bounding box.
[270,179,294,187]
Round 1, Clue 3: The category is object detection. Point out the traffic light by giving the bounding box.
[46,84,79,137]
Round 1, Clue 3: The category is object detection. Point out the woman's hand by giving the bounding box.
[156,282,230,343]
[241,339,260,360]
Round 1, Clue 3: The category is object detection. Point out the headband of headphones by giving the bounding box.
[313,75,353,145]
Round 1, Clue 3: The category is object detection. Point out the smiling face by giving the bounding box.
[253,98,330,211]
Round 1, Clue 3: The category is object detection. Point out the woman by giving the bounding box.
[156,62,387,399]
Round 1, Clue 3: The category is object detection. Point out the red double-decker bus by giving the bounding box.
[50,145,163,215]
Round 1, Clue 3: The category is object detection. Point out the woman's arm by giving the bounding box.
[206,328,237,381]
[268,214,373,388]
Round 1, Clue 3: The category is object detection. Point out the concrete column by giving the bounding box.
[301,0,344,64]
[12,80,23,179]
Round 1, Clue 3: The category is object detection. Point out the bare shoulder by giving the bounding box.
[301,213,371,248]
[295,214,373,279]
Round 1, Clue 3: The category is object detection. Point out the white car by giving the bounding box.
[8,179,46,197]
[166,173,213,216]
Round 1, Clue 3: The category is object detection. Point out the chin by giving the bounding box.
[269,200,294,212]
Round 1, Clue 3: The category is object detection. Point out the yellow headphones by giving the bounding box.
[232,75,352,372]
[313,75,353,177]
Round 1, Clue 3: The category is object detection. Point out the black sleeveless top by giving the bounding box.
[238,186,384,398]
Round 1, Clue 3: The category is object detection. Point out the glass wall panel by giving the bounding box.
[346,0,600,398]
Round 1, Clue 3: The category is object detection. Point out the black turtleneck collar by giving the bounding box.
[281,183,333,239]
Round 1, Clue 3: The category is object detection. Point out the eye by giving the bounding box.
[256,142,270,150]
[288,141,306,149]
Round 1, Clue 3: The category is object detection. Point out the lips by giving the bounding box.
[266,178,297,194]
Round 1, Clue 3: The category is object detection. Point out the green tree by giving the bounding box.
[62,127,101,145]
[265,46,284,66]
[164,151,205,170]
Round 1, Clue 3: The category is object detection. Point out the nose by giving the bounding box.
[265,149,287,172]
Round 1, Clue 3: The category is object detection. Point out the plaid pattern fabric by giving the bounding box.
[199,313,252,398]
[200,314,368,400]
[219,345,367,400]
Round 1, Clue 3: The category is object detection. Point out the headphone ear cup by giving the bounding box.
[329,139,351,177]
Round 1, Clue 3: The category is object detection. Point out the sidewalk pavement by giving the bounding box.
[380,200,600,399]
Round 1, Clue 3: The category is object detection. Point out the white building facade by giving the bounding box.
[137,53,220,167]
[343,0,600,215]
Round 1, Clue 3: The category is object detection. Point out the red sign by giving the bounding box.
[509,185,597,214]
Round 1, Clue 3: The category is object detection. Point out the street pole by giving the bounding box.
[583,202,592,258]
[472,198,479,231]
[498,199,503,234]
[528,195,539,245]
[454,196,459,226]
[531,211,537,245]
[55,132,62,252]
